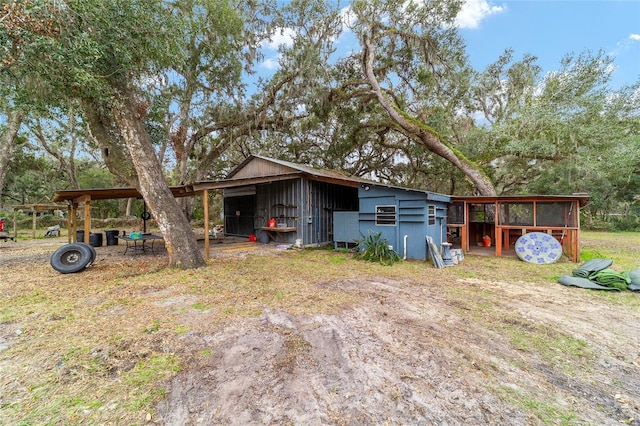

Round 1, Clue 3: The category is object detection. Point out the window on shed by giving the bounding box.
[447,202,465,224]
[470,204,495,223]
[375,205,397,226]
[428,205,436,225]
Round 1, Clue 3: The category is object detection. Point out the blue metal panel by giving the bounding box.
[399,199,428,260]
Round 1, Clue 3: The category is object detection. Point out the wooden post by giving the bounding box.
[461,202,469,253]
[83,196,91,243]
[31,207,37,239]
[494,201,500,257]
[574,201,581,262]
[203,190,210,260]
[67,204,73,243]
[71,203,78,242]
[12,208,17,240]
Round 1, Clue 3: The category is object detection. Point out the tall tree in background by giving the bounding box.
[470,49,640,201]
[347,0,497,195]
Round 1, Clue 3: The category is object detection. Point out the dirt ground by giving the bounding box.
[1,235,639,425]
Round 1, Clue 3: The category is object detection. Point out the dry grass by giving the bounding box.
[0,230,639,424]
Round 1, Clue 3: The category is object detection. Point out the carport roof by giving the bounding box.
[53,156,587,205]
[52,185,197,203]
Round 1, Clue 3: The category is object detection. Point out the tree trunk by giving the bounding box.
[362,36,497,196]
[83,103,138,185]
[111,93,206,269]
[0,110,23,207]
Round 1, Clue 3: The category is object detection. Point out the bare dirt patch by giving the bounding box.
[1,235,639,425]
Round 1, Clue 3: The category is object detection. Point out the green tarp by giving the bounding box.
[558,259,640,292]
[558,275,621,291]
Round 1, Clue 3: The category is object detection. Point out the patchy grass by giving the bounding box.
[495,385,579,426]
[0,231,638,424]
[580,231,639,271]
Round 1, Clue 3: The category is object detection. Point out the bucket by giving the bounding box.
[76,230,85,243]
[482,235,491,248]
[258,230,270,244]
[248,234,256,242]
[89,232,103,247]
[268,218,277,228]
[105,230,119,246]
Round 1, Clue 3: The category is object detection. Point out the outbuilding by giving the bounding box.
[194,156,451,261]
[332,184,450,261]
[52,155,588,263]
[447,195,589,262]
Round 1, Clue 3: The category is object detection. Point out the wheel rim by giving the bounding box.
[62,250,82,265]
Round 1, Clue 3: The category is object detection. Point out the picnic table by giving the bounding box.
[116,234,163,255]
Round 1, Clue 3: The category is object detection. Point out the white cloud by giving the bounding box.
[455,0,505,29]
[261,56,280,71]
[611,33,640,57]
[262,27,296,50]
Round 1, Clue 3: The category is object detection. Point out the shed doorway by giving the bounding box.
[224,195,256,237]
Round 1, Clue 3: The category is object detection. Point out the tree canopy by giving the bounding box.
[1,0,638,254]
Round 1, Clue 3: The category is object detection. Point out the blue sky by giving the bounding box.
[458,0,640,88]
[260,0,640,89]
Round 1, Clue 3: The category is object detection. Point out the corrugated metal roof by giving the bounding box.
[51,156,589,205]
[227,155,368,183]
[220,155,451,199]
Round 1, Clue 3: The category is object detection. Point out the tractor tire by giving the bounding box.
[50,243,93,274]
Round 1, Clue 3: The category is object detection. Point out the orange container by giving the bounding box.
[248,234,256,242]
[482,235,491,248]
[268,218,277,228]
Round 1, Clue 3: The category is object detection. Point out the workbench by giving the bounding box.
[260,227,297,243]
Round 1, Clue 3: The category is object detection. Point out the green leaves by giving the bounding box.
[354,231,401,266]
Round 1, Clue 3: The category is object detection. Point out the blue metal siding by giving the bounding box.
[357,184,450,261]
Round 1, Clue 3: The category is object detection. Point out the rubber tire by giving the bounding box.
[86,243,97,267]
[50,243,93,274]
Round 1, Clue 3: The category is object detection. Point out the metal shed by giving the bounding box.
[193,156,362,246]
[196,156,452,259]
[53,156,589,263]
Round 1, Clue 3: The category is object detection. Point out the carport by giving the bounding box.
[51,185,221,258]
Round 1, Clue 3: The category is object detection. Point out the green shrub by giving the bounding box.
[354,231,401,266]
[611,215,640,232]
